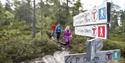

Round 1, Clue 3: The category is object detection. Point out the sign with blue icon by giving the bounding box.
[112,51,120,60]
[65,49,120,63]
[73,3,110,26]
[98,7,107,20]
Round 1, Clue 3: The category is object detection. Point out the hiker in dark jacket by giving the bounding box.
[55,23,62,42]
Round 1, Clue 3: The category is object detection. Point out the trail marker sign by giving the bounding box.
[73,2,110,26]
[75,24,108,39]
[65,49,120,63]
[73,2,110,39]
[112,51,120,60]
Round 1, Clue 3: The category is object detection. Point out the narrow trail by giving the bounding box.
[20,33,71,63]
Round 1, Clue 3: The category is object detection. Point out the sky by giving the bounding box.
[0,0,125,10]
[80,0,125,10]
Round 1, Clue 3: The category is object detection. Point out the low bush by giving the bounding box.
[0,39,59,63]
[103,40,125,58]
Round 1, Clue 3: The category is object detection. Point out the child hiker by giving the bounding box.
[63,26,72,49]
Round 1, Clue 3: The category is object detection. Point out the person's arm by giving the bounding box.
[70,30,72,38]
[61,26,62,32]
[55,26,57,32]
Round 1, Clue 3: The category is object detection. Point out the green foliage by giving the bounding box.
[74,0,81,11]
[0,3,14,27]
[14,0,32,23]
[0,18,59,63]
[70,35,86,53]
[103,40,125,58]
[0,39,59,63]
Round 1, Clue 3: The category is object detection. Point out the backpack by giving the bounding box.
[56,26,61,32]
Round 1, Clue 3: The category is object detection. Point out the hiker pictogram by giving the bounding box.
[98,26,105,37]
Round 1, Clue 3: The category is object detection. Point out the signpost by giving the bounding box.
[65,1,120,63]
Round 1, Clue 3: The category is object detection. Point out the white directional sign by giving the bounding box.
[65,49,120,63]
[95,49,120,62]
[65,53,89,63]
[75,24,108,39]
[73,2,110,26]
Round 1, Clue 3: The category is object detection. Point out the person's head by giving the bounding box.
[57,23,60,26]
[65,26,70,30]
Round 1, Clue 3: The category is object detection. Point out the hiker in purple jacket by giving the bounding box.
[64,26,72,49]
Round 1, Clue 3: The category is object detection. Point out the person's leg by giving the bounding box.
[50,32,53,39]
[48,32,51,39]
[51,32,54,40]
[66,41,70,49]
[58,32,61,40]
[53,32,56,39]
[56,32,59,42]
